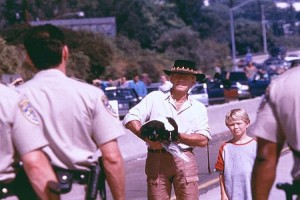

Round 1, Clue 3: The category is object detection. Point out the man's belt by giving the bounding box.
[148,148,193,153]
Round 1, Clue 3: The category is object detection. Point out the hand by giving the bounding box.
[145,139,162,149]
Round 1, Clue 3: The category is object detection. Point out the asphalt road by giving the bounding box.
[104,131,232,200]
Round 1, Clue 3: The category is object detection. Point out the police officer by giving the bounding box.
[0,83,58,200]
[251,66,300,199]
[123,60,211,199]
[18,24,125,200]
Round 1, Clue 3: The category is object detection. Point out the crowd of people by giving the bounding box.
[1,23,300,200]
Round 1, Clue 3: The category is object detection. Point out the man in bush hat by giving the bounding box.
[123,59,211,199]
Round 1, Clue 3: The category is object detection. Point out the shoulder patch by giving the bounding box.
[18,99,40,125]
[101,95,119,118]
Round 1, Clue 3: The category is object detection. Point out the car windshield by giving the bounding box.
[229,72,248,82]
[105,89,135,100]
[190,85,205,94]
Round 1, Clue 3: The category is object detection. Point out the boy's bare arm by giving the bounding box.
[219,173,229,200]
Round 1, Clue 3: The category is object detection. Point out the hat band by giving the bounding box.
[170,66,197,74]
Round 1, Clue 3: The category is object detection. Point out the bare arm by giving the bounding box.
[178,132,208,147]
[219,173,228,200]
[99,140,125,200]
[251,137,283,200]
[125,120,162,149]
[21,150,59,200]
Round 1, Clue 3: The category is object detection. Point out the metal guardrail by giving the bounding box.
[236,49,300,64]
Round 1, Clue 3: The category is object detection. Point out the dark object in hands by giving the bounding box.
[140,117,178,142]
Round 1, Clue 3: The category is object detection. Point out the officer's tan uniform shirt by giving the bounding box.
[251,66,300,180]
[123,90,211,149]
[17,69,125,171]
[0,84,47,182]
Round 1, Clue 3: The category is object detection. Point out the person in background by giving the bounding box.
[141,73,151,86]
[215,108,257,200]
[123,59,211,199]
[128,73,148,99]
[18,24,125,200]
[251,65,300,200]
[0,83,59,200]
[244,61,257,81]
[158,75,172,93]
[119,76,129,88]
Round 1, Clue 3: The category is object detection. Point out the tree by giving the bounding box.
[155,27,230,75]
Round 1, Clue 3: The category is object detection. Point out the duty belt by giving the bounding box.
[289,145,300,159]
[52,162,106,200]
[0,181,15,199]
[52,166,91,194]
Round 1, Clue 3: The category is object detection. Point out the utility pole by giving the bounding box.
[261,5,268,54]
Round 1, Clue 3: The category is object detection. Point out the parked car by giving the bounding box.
[206,79,225,105]
[249,78,270,97]
[188,83,209,106]
[263,57,290,76]
[104,87,140,119]
[221,71,251,101]
[146,82,160,93]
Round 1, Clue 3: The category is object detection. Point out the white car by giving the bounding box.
[188,83,209,106]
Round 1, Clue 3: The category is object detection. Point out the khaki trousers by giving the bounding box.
[145,150,199,200]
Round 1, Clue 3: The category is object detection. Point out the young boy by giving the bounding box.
[215,108,257,200]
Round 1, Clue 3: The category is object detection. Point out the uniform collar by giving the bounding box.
[34,69,66,78]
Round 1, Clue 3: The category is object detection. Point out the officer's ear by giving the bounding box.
[62,45,69,62]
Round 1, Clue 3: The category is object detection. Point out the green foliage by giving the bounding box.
[155,27,230,76]
[235,19,262,55]
[0,0,299,83]
[0,37,23,75]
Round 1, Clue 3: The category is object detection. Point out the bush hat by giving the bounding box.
[163,60,205,82]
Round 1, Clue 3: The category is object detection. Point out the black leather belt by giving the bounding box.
[0,181,15,198]
[148,148,193,153]
[53,166,90,185]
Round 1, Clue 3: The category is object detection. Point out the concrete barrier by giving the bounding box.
[118,97,263,161]
[207,97,262,135]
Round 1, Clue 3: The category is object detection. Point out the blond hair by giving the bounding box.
[225,108,250,126]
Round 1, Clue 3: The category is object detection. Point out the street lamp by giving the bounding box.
[229,0,271,69]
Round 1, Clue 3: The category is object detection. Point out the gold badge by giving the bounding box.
[101,95,119,118]
[18,99,40,125]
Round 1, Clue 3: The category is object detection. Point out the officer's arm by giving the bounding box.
[21,149,59,200]
[99,140,125,200]
[251,137,283,200]
[219,173,229,200]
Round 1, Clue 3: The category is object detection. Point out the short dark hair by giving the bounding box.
[23,24,65,70]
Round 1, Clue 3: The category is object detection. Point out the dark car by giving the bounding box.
[221,71,251,101]
[104,87,140,119]
[249,78,270,97]
[206,79,225,105]
[263,57,290,77]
